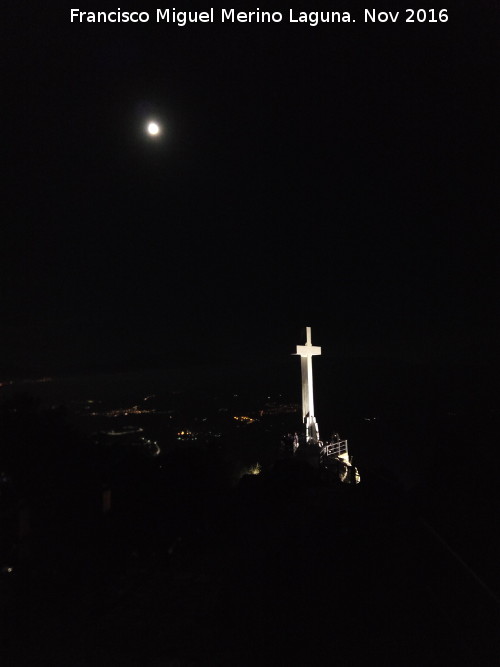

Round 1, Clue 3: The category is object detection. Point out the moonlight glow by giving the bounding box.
[147,121,160,136]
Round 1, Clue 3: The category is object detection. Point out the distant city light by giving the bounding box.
[233,415,257,424]
[88,404,158,417]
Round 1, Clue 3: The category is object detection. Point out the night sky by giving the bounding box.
[3,2,499,376]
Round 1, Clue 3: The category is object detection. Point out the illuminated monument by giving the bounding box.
[294,326,360,483]
[295,326,321,444]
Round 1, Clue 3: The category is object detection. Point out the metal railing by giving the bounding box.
[320,439,348,459]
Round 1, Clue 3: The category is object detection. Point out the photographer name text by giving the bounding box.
[69,8,450,27]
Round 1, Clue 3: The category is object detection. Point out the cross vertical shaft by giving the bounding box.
[296,326,321,443]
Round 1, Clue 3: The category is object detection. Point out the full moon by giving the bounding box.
[147,121,160,136]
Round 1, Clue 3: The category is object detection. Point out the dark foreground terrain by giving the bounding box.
[2,455,499,667]
[1,374,499,666]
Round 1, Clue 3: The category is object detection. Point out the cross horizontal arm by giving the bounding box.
[296,344,321,357]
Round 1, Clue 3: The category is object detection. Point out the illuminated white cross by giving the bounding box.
[296,326,321,443]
